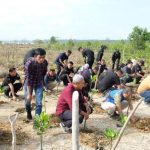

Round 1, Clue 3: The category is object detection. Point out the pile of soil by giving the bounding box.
[132,118,150,132]
[80,128,110,149]
[49,114,61,127]
[0,123,29,145]
[0,101,8,105]
[93,103,106,114]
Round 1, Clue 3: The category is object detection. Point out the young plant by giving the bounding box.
[120,115,128,124]
[0,85,4,94]
[33,112,49,150]
[104,128,118,150]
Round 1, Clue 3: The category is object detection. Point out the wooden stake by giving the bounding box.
[111,98,143,150]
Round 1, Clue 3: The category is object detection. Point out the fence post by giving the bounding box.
[72,91,79,150]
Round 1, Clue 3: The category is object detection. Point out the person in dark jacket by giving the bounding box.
[55,50,72,82]
[59,61,74,86]
[112,50,121,70]
[96,45,107,62]
[78,47,95,69]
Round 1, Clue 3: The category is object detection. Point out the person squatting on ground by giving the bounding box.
[97,69,123,94]
[137,75,150,104]
[78,47,95,69]
[55,50,72,82]
[2,67,22,100]
[96,45,107,62]
[101,88,134,119]
[112,50,121,70]
[131,59,145,84]
[44,68,57,91]
[59,61,74,86]
[55,74,92,133]
[24,48,48,120]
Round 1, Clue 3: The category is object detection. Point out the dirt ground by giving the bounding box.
[0,82,150,150]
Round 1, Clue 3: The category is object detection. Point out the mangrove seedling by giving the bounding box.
[33,111,49,150]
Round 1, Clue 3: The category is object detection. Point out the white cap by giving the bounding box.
[83,64,89,70]
[73,74,84,83]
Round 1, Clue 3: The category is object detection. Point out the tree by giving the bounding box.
[128,26,150,50]
[50,36,57,44]
[33,39,44,44]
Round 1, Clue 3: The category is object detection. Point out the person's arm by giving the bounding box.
[114,93,123,116]
[8,83,16,98]
[66,74,72,83]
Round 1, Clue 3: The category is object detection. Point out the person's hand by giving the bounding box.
[69,73,74,78]
[86,106,91,114]
[27,94,32,101]
[84,113,89,120]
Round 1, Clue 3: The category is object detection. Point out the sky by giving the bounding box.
[0,0,150,40]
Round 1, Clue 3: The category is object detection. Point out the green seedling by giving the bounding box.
[91,75,97,82]
[120,115,128,124]
[33,112,50,150]
[104,128,118,150]
[0,85,4,94]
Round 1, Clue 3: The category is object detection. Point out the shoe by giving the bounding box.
[15,94,19,97]
[27,110,32,120]
[109,112,120,120]
[60,122,71,133]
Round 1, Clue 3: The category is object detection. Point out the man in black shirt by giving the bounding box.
[131,60,144,84]
[112,50,121,70]
[55,50,72,82]
[59,61,74,86]
[78,47,94,68]
[122,61,135,84]
[97,69,123,93]
[96,45,107,62]
[2,68,22,99]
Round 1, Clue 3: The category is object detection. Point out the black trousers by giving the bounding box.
[3,83,22,95]
[87,59,94,69]
[56,63,63,82]
[112,59,120,70]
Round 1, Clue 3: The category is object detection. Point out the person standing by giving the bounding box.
[96,45,107,62]
[24,48,48,120]
[78,47,95,69]
[112,50,121,70]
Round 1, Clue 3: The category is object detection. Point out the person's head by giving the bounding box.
[127,60,133,68]
[49,69,55,76]
[9,67,17,76]
[34,48,46,64]
[115,69,123,77]
[93,66,99,74]
[83,64,89,70]
[66,50,72,57]
[73,74,85,90]
[67,61,74,69]
[101,59,106,65]
[123,88,132,99]
[78,47,83,52]
[138,59,144,66]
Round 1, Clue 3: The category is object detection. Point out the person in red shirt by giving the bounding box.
[56,74,91,133]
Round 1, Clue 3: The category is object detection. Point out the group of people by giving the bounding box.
[1,46,149,134]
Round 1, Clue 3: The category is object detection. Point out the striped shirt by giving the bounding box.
[24,58,48,87]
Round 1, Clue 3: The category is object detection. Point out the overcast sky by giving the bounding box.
[0,0,150,40]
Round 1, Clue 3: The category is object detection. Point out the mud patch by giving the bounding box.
[0,101,8,105]
[93,103,106,114]
[80,128,110,149]
[0,123,29,145]
[49,114,61,127]
[131,118,150,132]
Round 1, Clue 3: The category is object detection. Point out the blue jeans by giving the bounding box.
[140,90,150,103]
[24,82,43,116]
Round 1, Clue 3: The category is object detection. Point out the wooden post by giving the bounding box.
[72,91,79,150]
[111,98,143,150]
[9,113,19,150]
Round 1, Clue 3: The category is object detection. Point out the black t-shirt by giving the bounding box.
[2,73,21,87]
[131,64,142,74]
[55,52,68,65]
[82,49,94,61]
[122,66,132,75]
[112,51,121,61]
[97,70,120,92]
[96,48,104,61]
[60,67,74,76]
[24,49,35,65]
